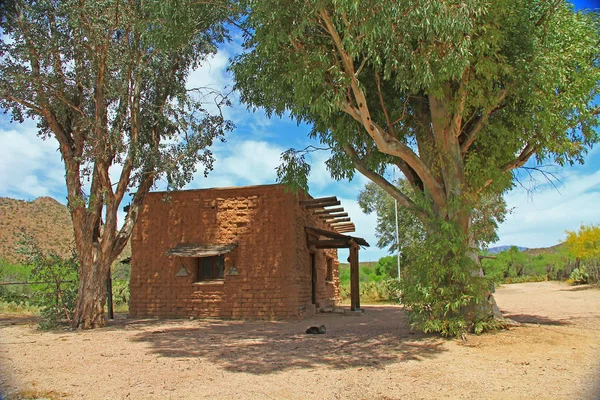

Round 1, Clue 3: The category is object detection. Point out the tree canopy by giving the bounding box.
[232,0,600,335]
[233,0,599,215]
[0,0,234,328]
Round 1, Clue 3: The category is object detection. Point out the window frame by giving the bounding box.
[196,255,225,282]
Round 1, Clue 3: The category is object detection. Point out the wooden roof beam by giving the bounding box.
[305,226,368,246]
[308,239,351,249]
[319,212,348,220]
[300,196,337,205]
[303,199,341,209]
[331,221,353,226]
[335,223,355,227]
[314,243,352,249]
[313,207,344,215]
[326,217,351,224]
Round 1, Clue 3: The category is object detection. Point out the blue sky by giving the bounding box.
[1,1,599,261]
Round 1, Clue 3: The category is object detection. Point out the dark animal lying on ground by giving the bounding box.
[305,325,327,334]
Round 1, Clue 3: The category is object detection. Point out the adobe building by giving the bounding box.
[129,184,368,319]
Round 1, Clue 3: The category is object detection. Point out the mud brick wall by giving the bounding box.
[129,184,339,319]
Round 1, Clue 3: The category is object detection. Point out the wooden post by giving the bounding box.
[106,268,114,320]
[349,240,360,311]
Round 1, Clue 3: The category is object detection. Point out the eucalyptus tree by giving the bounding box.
[232,0,600,334]
[0,0,234,328]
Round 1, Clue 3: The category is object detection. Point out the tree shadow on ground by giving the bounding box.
[0,314,39,328]
[502,313,571,326]
[129,306,447,375]
[559,284,598,292]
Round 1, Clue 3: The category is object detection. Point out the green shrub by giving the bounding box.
[481,245,575,284]
[338,260,400,303]
[0,259,34,304]
[375,256,399,279]
[112,262,131,281]
[503,275,546,284]
[112,279,130,306]
[569,266,589,285]
[360,279,401,303]
[339,283,350,300]
[0,300,39,313]
[17,236,78,329]
[400,220,499,337]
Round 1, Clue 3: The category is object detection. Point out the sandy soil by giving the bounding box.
[0,281,599,400]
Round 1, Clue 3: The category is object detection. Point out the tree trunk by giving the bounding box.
[465,242,503,321]
[72,255,111,329]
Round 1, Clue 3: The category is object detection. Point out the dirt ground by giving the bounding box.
[1,281,599,400]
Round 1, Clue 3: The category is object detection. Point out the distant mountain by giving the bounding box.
[486,245,528,254]
[0,196,74,263]
[0,196,131,264]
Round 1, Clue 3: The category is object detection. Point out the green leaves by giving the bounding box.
[276,148,311,192]
[17,233,79,329]
[399,216,497,336]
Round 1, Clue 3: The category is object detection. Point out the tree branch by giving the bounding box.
[375,71,395,138]
[452,69,470,138]
[342,144,428,221]
[394,159,424,193]
[5,95,42,114]
[567,106,600,131]
[460,89,507,155]
[320,9,445,209]
[502,143,538,172]
[112,170,156,259]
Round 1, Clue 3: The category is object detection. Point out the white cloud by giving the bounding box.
[0,124,66,201]
[186,48,240,125]
[185,48,278,142]
[220,140,283,184]
[187,139,285,189]
[495,165,600,248]
[307,149,333,190]
[187,50,231,92]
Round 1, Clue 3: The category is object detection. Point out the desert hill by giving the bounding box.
[522,242,566,256]
[0,196,74,262]
[0,196,131,264]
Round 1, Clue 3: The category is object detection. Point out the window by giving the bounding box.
[326,258,334,282]
[196,255,225,281]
